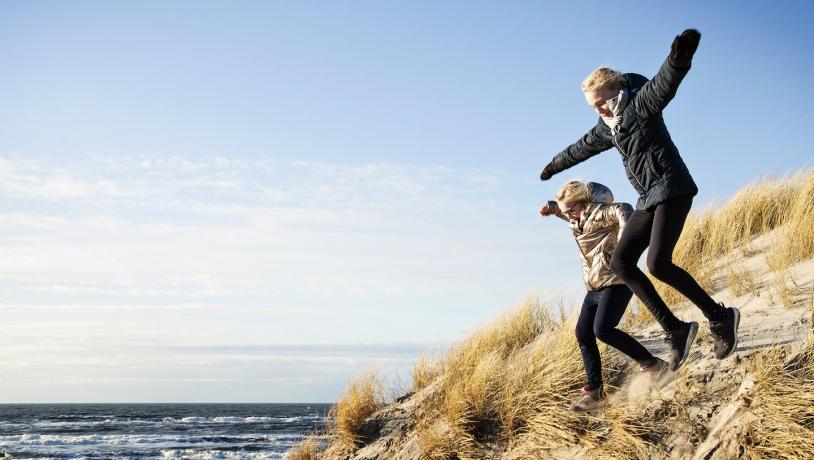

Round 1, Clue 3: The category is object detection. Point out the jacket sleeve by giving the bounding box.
[547,201,570,223]
[549,120,614,174]
[633,59,691,118]
[592,202,633,239]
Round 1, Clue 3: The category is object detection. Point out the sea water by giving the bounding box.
[0,403,330,459]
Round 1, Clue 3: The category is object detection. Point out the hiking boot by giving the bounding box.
[664,321,699,371]
[569,385,607,412]
[640,357,672,388]
[710,305,741,359]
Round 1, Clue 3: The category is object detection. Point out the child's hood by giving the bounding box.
[586,182,614,204]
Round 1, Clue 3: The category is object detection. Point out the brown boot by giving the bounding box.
[640,357,673,389]
[569,385,607,412]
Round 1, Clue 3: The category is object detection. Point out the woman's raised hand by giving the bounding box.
[669,29,701,68]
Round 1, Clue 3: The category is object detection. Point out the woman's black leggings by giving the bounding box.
[609,195,726,332]
[576,284,655,390]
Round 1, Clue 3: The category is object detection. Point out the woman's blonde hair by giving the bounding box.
[556,179,591,208]
[581,67,624,93]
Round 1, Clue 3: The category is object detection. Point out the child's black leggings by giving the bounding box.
[576,284,655,390]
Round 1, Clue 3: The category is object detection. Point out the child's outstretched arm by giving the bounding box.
[634,29,701,118]
[540,201,569,222]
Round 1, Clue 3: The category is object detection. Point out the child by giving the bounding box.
[539,29,739,372]
[541,180,669,412]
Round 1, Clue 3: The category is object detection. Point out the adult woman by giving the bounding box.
[539,29,739,371]
[541,180,670,412]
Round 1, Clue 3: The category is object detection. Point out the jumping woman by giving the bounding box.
[539,29,740,372]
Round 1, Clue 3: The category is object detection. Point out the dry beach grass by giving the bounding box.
[328,371,386,453]
[290,169,814,460]
[287,435,326,460]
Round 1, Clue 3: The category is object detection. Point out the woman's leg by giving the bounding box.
[609,208,684,332]
[593,285,657,365]
[575,292,603,390]
[646,195,727,321]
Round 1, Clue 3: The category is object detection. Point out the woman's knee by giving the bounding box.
[646,253,676,280]
[610,252,633,279]
[593,323,617,343]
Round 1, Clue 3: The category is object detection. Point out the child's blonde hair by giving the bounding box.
[581,67,624,93]
[556,179,591,208]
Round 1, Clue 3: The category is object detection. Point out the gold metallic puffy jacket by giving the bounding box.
[548,183,633,292]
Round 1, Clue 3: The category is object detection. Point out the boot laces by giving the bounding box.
[710,319,726,336]
[710,304,730,336]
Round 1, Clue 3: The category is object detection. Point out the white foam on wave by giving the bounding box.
[161,415,321,425]
[53,414,118,419]
[0,418,170,432]
[0,432,292,448]
[160,448,285,459]
[30,418,154,428]
[0,415,321,431]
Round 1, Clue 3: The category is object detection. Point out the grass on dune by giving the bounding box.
[287,435,326,460]
[656,170,814,307]
[292,169,814,459]
[326,371,385,453]
[413,298,656,459]
[740,338,814,459]
[767,170,814,269]
[412,353,445,394]
[420,297,549,456]
[409,307,814,460]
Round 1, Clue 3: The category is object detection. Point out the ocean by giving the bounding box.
[0,403,331,459]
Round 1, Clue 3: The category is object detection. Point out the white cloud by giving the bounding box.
[0,154,515,303]
[0,153,567,402]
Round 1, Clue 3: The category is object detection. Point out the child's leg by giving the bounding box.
[576,292,603,390]
[646,195,727,321]
[593,285,657,365]
[610,207,685,332]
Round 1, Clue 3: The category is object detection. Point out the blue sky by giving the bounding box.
[1,1,812,403]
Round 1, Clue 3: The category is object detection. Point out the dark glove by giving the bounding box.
[669,29,701,68]
[540,162,556,181]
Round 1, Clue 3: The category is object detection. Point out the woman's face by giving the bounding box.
[562,201,584,220]
[584,85,621,117]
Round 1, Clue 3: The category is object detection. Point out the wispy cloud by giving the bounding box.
[0,319,438,401]
[0,154,515,302]
[0,153,562,402]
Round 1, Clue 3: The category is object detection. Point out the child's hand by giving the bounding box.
[539,204,552,217]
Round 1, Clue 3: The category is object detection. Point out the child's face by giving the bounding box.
[562,201,584,220]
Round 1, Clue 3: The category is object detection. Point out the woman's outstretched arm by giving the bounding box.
[634,29,701,118]
[540,120,613,181]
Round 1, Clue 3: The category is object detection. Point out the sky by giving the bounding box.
[0,1,812,403]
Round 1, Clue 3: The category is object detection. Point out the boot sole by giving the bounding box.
[717,307,741,360]
[673,322,699,371]
[570,400,608,412]
[645,370,675,390]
